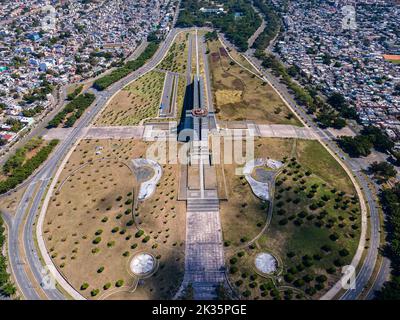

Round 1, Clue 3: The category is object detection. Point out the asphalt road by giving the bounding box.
[159,72,177,117]
[244,52,382,300]
[6,27,182,300]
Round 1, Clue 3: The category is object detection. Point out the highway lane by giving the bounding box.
[243,52,381,300]
[159,72,177,117]
[9,28,183,300]
[7,182,41,300]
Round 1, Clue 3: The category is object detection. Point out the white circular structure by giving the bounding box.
[255,253,278,274]
[130,253,156,276]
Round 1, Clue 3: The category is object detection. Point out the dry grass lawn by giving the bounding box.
[215,90,242,107]
[44,139,185,300]
[207,39,302,126]
[94,71,165,126]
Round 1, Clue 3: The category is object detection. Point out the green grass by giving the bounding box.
[296,140,353,194]
[95,71,165,126]
[223,139,361,299]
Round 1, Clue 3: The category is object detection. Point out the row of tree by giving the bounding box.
[0,140,59,195]
[252,0,281,51]
[0,215,16,297]
[3,138,42,175]
[337,126,394,158]
[67,85,84,101]
[255,51,396,158]
[176,0,262,52]
[93,41,160,91]
[375,183,400,299]
[46,93,96,129]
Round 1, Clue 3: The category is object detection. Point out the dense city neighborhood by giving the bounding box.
[275,0,400,146]
[0,0,176,146]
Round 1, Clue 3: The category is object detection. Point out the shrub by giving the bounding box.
[90,289,99,297]
[279,218,288,225]
[230,257,238,264]
[80,283,89,290]
[313,254,322,261]
[142,235,150,243]
[235,280,243,287]
[326,267,336,274]
[284,274,294,283]
[288,267,298,274]
[135,230,144,238]
[92,237,102,244]
[316,275,328,283]
[321,244,332,252]
[111,227,119,233]
[339,248,350,257]
[330,233,339,241]
[334,258,344,267]
[293,279,305,287]
[230,266,238,274]
[242,290,251,298]
[95,229,103,236]
[287,251,296,258]
[97,267,104,273]
[315,283,325,291]
[103,283,111,290]
[115,280,124,287]
[303,274,314,283]
[107,241,115,248]
[305,287,317,296]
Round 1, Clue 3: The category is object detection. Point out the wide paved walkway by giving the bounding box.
[184,200,225,299]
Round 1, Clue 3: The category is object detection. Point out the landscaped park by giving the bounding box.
[38,28,364,301]
[206,38,302,126]
[44,139,185,299]
[94,31,193,127]
[220,138,361,300]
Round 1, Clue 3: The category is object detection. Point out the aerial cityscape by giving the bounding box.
[0,0,399,305]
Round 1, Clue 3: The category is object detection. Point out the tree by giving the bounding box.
[361,126,394,153]
[327,92,347,110]
[337,136,373,157]
[376,276,400,300]
[369,161,397,182]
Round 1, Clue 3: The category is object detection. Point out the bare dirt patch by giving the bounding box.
[215,90,243,107]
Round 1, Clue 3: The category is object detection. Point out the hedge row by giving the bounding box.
[93,41,159,91]
[47,93,96,129]
[0,139,59,194]
[0,215,16,296]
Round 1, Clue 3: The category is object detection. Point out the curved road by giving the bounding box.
[5,27,183,300]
